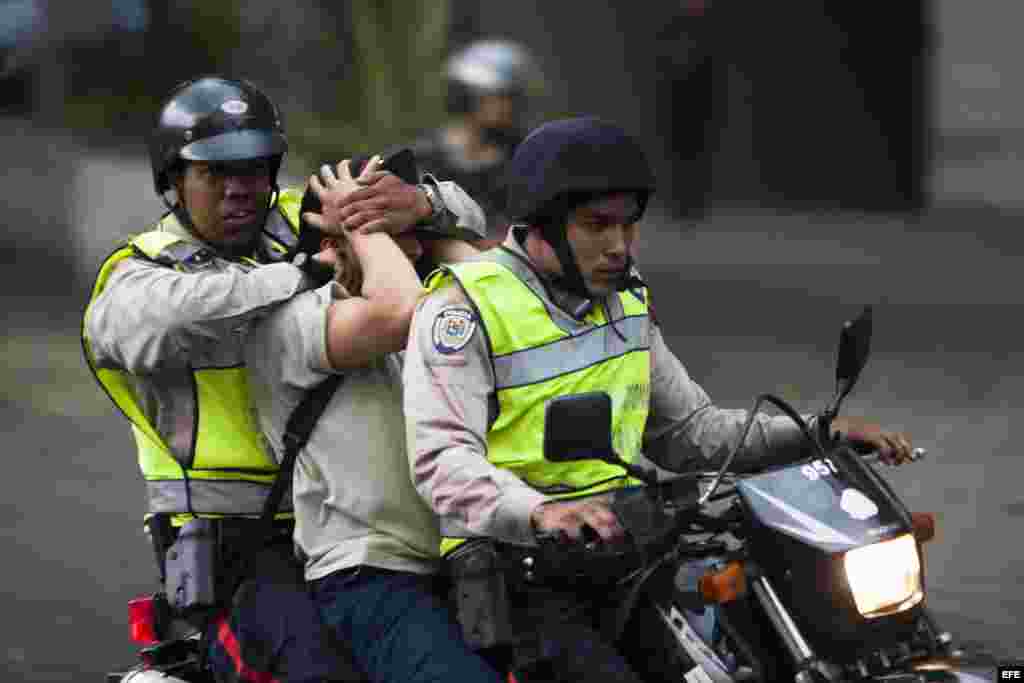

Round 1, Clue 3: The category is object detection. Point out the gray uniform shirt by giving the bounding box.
[403,235,812,548]
[246,282,441,581]
[85,212,312,467]
[86,182,487,468]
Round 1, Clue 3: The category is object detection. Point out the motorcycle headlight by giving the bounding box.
[843,533,923,618]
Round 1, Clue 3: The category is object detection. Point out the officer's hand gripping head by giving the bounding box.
[292,153,426,288]
[505,117,656,299]
[446,39,541,149]
[149,75,288,256]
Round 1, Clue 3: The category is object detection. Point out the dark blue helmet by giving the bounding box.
[504,117,655,299]
[504,116,655,225]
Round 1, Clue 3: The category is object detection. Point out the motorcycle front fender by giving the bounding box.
[866,657,994,683]
[911,657,996,683]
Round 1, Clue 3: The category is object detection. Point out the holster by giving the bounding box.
[160,517,295,617]
[445,539,515,651]
[164,518,220,615]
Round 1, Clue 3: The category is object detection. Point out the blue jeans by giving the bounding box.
[206,539,359,683]
[311,566,503,683]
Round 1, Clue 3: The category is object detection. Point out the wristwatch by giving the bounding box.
[417,181,446,224]
[414,174,485,241]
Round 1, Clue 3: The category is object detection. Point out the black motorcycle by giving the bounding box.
[110,308,988,683]
[516,306,990,683]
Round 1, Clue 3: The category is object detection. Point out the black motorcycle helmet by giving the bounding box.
[149,75,288,203]
[504,117,656,298]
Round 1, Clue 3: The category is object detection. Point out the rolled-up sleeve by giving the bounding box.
[427,176,488,241]
[403,286,547,547]
[86,256,309,373]
[643,324,810,474]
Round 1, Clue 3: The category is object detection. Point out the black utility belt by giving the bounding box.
[187,516,294,546]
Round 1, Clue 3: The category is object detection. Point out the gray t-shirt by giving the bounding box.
[246,282,440,581]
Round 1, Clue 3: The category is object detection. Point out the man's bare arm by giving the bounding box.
[323,231,423,370]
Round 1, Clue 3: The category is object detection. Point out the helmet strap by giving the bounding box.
[541,221,593,301]
[171,202,199,236]
[158,190,175,212]
[268,181,280,210]
[618,254,642,292]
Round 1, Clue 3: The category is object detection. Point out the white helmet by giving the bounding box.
[445,39,540,114]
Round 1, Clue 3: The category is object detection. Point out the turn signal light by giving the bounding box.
[911,513,935,543]
[699,561,747,604]
[128,596,160,645]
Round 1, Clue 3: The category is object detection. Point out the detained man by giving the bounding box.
[244,157,502,683]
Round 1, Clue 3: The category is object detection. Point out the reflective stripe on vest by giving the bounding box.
[427,249,651,552]
[146,478,281,517]
[492,314,648,390]
[82,197,300,516]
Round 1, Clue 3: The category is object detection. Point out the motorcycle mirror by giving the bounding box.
[835,305,873,402]
[543,392,616,463]
[543,392,661,487]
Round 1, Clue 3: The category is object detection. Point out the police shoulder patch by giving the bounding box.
[432,306,477,354]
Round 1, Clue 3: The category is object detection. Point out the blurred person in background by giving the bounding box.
[649,0,723,217]
[82,75,486,683]
[244,158,501,683]
[412,38,542,241]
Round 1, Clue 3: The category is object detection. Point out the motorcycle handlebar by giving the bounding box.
[534,447,928,553]
[534,526,637,559]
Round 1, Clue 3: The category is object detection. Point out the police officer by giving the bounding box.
[402,117,915,682]
[83,75,486,683]
[412,39,541,239]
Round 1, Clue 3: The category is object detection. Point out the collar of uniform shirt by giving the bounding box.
[504,229,598,319]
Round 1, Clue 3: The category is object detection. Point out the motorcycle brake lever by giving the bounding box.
[861,447,927,466]
[535,529,569,546]
[536,526,628,556]
[537,524,603,552]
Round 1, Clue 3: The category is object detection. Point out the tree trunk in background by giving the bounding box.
[33,0,73,125]
[345,1,450,147]
[227,1,451,168]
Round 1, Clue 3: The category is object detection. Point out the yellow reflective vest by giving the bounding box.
[82,190,302,519]
[427,247,652,553]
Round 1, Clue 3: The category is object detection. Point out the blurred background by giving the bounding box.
[2,1,1021,680]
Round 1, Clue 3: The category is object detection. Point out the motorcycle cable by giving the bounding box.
[700,393,824,505]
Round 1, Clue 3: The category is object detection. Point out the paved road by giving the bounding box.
[635,205,1024,665]
[2,135,1021,679]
